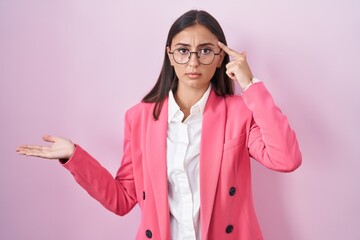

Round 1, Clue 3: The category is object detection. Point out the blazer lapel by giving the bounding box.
[145,99,171,240]
[200,91,226,239]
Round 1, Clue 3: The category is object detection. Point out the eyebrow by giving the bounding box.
[174,42,215,48]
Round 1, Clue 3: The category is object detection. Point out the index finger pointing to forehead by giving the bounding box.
[218,41,239,57]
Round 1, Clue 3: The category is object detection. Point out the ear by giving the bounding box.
[216,50,225,68]
[167,46,174,66]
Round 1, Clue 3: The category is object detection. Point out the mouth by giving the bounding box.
[186,72,202,79]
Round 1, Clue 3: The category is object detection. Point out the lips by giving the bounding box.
[186,72,202,79]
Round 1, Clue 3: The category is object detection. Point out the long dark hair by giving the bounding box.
[142,10,234,120]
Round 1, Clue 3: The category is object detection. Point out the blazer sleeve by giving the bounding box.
[242,82,302,172]
[61,110,137,216]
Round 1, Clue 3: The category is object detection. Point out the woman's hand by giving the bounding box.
[218,41,253,90]
[16,135,75,160]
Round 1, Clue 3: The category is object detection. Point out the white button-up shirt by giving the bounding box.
[166,85,211,240]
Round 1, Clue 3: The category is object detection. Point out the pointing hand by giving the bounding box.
[218,41,253,90]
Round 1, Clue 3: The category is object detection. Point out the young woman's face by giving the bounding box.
[167,24,224,93]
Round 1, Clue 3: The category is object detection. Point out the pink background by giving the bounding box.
[1,0,359,239]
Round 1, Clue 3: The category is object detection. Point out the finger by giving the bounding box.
[16,146,52,158]
[218,41,241,57]
[225,57,246,70]
[226,59,239,69]
[42,135,57,143]
[18,150,50,158]
[17,145,52,155]
[17,145,45,151]
[17,148,41,156]
[226,69,236,80]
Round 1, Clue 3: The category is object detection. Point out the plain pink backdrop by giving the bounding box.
[1,0,359,239]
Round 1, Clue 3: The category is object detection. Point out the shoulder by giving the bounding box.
[126,101,154,114]
[224,94,247,108]
[124,101,154,122]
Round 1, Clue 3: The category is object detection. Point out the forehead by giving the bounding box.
[171,24,218,47]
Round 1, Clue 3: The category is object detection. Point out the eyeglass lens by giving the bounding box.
[173,49,215,65]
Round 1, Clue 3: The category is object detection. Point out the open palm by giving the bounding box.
[16,135,75,160]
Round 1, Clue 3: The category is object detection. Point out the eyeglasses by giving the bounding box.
[169,48,222,65]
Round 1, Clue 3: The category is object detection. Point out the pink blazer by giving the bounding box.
[63,83,302,240]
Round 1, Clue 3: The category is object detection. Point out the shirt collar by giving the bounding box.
[168,84,212,123]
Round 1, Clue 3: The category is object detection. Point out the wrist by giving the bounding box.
[242,77,260,91]
[59,144,76,164]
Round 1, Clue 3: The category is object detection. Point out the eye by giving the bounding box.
[199,48,212,55]
[177,48,190,55]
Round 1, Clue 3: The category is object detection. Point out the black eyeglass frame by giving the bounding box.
[168,49,222,65]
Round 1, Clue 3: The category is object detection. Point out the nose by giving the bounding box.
[188,52,200,67]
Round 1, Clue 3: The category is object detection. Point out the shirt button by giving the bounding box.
[229,187,236,196]
[145,229,152,238]
[225,225,234,233]
[226,225,234,233]
[143,191,146,200]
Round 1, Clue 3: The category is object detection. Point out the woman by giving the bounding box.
[16,10,302,240]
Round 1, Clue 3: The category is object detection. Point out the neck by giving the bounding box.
[174,84,209,118]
